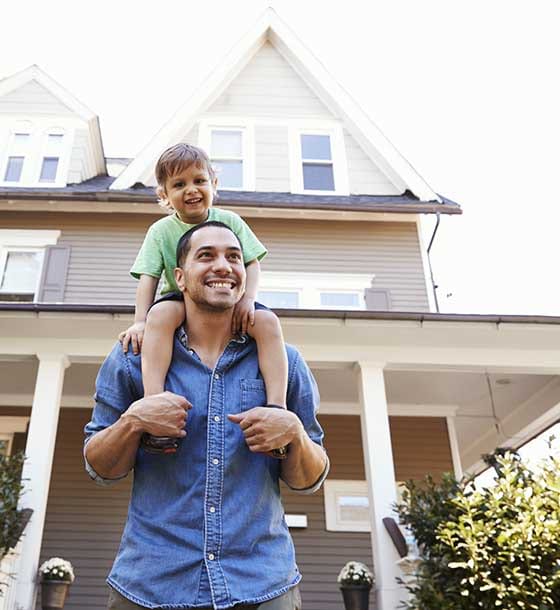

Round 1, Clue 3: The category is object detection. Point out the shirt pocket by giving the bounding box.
[240,378,267,412]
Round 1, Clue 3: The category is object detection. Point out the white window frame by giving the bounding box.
[0,416,29,457]
[258,272,371,310]
[0,230,61,302]
[324,480,405,532]
[199,120,255,191]
[289,124,349,196]
[0,119,75,188]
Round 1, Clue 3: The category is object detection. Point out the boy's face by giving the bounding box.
[158,162,217,225]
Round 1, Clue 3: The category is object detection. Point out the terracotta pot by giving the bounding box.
[41,580,71,610]
[340,584,372,610]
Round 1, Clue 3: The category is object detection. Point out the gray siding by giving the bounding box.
[208,42,335,119]
[0,213,429,310]
[255,124,291,192]
[0,81,75,116]
[344,129,400,196]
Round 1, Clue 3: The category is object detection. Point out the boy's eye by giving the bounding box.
[173,181,184,188]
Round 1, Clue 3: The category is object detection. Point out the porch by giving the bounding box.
[1,305,559,610]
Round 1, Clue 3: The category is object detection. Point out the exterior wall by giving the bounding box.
[68,128,91,185]
[0,81,74,116]
[0,405,452,610]
[0,212,429,311]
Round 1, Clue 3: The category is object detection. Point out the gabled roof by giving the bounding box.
[111,8,440,203]
[0,65,106,175]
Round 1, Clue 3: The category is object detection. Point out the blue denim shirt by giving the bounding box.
[84,330,327,609]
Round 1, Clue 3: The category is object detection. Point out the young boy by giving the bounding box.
[119,143,288,452]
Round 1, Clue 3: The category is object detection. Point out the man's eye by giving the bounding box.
[229,254,241,261]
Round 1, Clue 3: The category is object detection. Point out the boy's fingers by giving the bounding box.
[122,333,130,353]
[249,310,255,326]
[131,334,139,355]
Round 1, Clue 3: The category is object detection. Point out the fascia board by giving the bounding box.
[267,18,440,203]
[111,16,273,190]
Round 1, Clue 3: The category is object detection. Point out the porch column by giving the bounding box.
[356,361,403,610]
[14,352,69,610]
[446,415,463,480]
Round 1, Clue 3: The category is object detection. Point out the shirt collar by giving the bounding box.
[178,326,247,349]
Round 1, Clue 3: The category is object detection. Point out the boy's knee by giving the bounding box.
[146,300,184,330]
[253,310,283,337]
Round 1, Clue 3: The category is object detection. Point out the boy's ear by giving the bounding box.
[156,186,167,201]
[174,267,186,292]
[211,176,218,192]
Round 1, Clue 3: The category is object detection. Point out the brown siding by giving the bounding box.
[0,212,429,310]
[0,411,451,610]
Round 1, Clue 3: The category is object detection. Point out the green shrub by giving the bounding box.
[0,451,28,560]
[396,449,560,610]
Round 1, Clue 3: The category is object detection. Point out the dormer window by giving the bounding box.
[199,121,255,191]
[39,130,64,183]
[4,157,24,182]
[289,125,349,195]
[2,126,32,184]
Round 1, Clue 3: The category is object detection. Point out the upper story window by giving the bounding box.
[0,121,71,188]
[289,125,349,195]
[199,121,255,191]
[0,230,60,302]
[257,272,371,310]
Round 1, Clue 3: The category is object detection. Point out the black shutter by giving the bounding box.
[36,245,71,302]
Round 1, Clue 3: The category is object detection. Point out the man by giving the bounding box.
[84,221,329,610]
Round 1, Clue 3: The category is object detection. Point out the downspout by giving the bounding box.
[426,212,441,312]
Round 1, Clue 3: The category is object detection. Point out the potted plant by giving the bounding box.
[38,557,75,610]
[337,560,374,610]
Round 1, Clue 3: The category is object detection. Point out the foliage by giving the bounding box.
[0,451,27,560]
[39,557,75,583]
[395,449,560,609]
[337,561,374,587]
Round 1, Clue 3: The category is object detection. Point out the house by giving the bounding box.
[1,8,560,610]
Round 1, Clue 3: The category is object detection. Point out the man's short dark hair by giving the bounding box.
[176,221,243,268]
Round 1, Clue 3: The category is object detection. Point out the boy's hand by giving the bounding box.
[118,321,146,355]
[232,295,255,334]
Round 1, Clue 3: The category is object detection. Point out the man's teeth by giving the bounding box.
[208,281,233,288]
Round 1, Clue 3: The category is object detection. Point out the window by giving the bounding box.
[199,121,255,190]
[324,480,405,532]
[0,230,60,302]
[38,131,64,183]
[4,157,24,182]
[0,417,30,457]
[39,157,59,182]
[290,125,348,195]
[0,434,13,457]
[258,272,371,310]
[301,134,335,191]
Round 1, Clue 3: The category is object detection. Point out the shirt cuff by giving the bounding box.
[286,451,330,495]
[83,440,129,486]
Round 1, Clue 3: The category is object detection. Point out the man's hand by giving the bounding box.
[232,295,255,335]
[125,391,191,438]
[228,407,304,455]
[118,321,146,355]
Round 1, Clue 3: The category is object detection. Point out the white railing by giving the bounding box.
[0,543,22,610]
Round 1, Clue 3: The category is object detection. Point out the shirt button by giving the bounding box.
[214,373,220,380]
[212,458,219,465]
[209,506,216,513]
[208,553,215,560]
[214,416,220,422]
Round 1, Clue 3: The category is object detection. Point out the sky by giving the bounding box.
[1,0,559,315]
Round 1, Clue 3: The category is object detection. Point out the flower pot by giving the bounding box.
[41,580,71,610]
[340,584,371,610]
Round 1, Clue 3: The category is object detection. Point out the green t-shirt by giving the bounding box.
[131,208,267,295]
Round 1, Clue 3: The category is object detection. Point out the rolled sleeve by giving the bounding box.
[83,437,129,486]
[286,452,330,495]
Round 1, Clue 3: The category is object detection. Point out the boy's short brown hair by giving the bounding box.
[155,143,216,187]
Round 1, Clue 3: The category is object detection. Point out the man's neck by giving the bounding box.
[183,303,236,370]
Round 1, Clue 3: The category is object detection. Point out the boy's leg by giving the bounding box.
[142,299,184,396]
[247,310,288,408]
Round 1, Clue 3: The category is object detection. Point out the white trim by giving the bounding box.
[324,480,370,532]
[416,215,437,312]
[0,433,13,456]
[446,415,463,480]
[285,514,307,528]
[111,8,439,201]
[288,124,349,195]
[0,416,30,433]
[199,120,256,190]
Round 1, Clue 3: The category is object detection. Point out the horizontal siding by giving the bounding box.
[0,81,75,116]
[255,124,291,191]
[67,128,90,185]
[0,212,428,310]
[0,407,452,610]
[208,42,335,119]
[344,129,400,196]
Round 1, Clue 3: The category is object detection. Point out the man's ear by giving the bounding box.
[174,267,186,292]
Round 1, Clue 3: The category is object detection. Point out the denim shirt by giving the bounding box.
[84,330,328,609]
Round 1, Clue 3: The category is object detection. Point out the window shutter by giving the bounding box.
[364,288,391,311]
[36,245,71,302]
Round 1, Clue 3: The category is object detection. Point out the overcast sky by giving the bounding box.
[2,0,559,315]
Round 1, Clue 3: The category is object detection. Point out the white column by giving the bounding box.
[14,352,69,610]
[356,361,404,610]
[446,416,463,481]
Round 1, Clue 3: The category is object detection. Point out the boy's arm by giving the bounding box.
[119,274,159,354]
[233,259,259,334]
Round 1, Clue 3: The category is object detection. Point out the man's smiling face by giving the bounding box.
[176,225,246,311]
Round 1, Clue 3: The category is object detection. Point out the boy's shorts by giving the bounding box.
[151,291,270,312]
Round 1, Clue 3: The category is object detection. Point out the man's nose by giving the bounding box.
[212,255,232,273]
